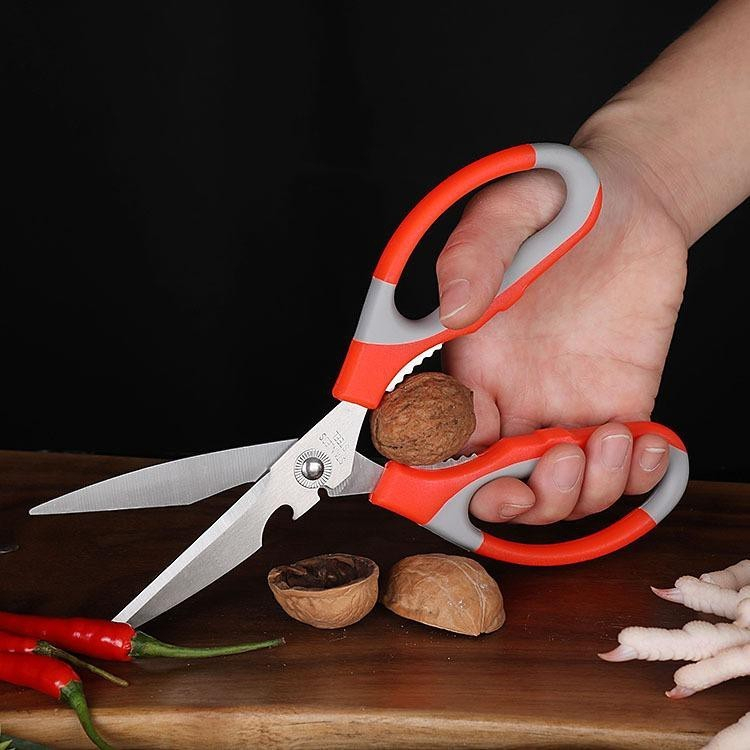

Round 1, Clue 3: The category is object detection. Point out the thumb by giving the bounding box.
[437,169,566,330]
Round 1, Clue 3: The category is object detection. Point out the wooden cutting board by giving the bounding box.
[0,449,747,749]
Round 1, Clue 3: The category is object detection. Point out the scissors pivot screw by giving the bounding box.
[302,457,325,480]
[294,450,332,489]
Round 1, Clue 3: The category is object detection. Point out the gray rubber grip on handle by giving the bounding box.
[354,143,600,345]
[423,446,689,553]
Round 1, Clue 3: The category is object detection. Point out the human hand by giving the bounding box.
[437,141,688,524]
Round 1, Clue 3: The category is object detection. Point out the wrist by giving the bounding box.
[571,0,750,247]
[571,101,703,246]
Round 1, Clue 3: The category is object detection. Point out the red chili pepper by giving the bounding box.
[0,611,283,661]
[0,629,128,687]
[0,652,113,750]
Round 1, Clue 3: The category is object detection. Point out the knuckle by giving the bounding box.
[436,239,471,271]
[532,502,572,526]
[579,487,618,515]
[464,186,503,215]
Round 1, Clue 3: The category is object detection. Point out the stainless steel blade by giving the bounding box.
[114,469,305,627]
[114,401,368,626]
[327,452,383,497]
[29,440,296,515]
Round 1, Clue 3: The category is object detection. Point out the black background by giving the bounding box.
[2,2,745,480]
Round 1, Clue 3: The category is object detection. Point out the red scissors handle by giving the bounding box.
[333,143,602,408]
[371,422,689,566]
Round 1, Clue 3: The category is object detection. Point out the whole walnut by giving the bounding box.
[381,553,505,636]
[370,372,475,465]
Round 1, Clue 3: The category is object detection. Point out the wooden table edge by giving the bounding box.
[3,705,713,749]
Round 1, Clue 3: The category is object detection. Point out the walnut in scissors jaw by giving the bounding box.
[370,372,476,466]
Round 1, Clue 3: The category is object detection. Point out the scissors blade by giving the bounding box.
[29,440,296,515]
[114,468,317,627]
[327,452,383,497]
[115,400,368,627]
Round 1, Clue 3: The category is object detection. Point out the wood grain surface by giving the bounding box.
[0,449,748,749]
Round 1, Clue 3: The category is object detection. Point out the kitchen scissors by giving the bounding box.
[31,143,689,628]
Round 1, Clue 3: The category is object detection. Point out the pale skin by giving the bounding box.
[600,560,750,748]
[436,0,750,525]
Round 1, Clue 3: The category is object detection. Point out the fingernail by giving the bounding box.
[639,446,666,472]
[439,278,471,321]
[553,455,583,492]
[601,434,631,470]
[499,502,534,518]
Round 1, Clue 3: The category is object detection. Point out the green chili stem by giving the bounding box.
[59,682,114,750]
[130,632,284,659]
[34,642,128,687]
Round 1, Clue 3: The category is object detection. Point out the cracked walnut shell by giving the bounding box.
[268,553,378,629]
[381,554,505,636]
[370,372,475,465]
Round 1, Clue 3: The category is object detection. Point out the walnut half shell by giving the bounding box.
[381,553,505,636]
[268,553,379,629]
